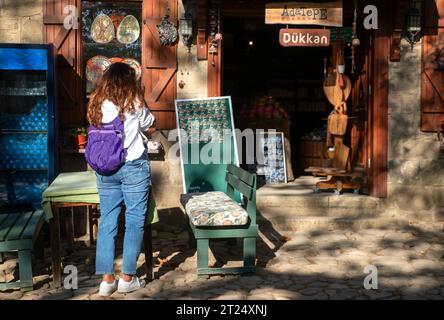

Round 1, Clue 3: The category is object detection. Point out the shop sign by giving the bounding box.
[266,1,343,27]
[279,28,330,47]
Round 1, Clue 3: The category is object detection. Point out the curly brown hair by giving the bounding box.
[87,62,144,127]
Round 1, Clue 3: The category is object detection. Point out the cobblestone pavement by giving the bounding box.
[1,219,444,300]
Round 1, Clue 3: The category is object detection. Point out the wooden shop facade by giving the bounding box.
[42,0,444,199]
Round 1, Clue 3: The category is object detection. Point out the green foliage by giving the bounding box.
[71,127,87,136]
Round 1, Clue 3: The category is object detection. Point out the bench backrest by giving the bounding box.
[225,164,256,224]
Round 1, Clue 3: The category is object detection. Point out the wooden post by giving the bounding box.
[197,238,209,274]
[18,250,34,292]
[243,238,256,268]
[370,1,389,198]
[64,207,75,252]
[50,204,62,288]
[208,37,223,97]
[197,0,208,60]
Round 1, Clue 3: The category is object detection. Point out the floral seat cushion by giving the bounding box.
[182,191,249,226]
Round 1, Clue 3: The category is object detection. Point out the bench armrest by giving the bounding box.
[226,165,257,225]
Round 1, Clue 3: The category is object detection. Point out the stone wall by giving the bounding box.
[0,0,43,43]
[387,39,444,222]
[176,0,208,99]
[150,0,208,210]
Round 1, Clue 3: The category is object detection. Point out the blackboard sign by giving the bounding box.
[175,97,240,195]
[257,132,288,184]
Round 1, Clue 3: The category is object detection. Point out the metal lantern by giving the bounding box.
[179,13,193,50]
[157,14,178,46]
[405,2,422,50]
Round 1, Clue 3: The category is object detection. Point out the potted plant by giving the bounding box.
[71,127,88,150]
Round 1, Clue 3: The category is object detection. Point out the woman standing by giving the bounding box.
[86,63,155,296]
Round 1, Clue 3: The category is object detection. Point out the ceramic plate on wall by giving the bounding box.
[109,57,124,64]
[123,58,142,80]
[86,55,111,83]
[91,14,115,44]
[117,15,140,44]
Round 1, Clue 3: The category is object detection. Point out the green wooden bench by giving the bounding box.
[180,164,258,277]
[0,209,45,291]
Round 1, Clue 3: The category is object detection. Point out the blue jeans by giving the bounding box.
[95,157,150,275]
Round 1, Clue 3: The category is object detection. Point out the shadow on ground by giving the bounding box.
[0,206,443,300]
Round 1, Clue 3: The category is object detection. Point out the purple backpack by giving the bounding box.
[85,116,127,176]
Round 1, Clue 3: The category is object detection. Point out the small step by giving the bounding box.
[257,193,381,214]
[257,215,410,232]
[257,177,380,211]
[258,206,381,219]
[256,176,389,232]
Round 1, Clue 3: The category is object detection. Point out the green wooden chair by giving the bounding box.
[0,209,45,291]
[181,164,258,277]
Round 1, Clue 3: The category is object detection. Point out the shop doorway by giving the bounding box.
[220,2,373,195]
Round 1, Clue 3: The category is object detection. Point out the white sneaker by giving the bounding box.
[117,276,146,294]
[99,280,117,297]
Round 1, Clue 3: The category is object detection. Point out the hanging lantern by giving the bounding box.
[405,2,422,50]
[208,42,218,54]
[157,14,178,47]
[179,13,194,50]
[214,33,223,41]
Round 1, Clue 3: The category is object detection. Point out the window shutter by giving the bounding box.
[142,0,178,129]
[421,0,444,132]
[43,0,82,127]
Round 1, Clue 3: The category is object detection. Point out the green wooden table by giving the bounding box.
[42,171,158,287]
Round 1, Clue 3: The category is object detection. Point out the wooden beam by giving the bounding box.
[149,68,177,102]
[54,27,71,51]
[43,15,64,25]
[390,0,410,62]
[58,75,76,104]
[197,0,208,60]
[208,37,223,97]
[147,102,175,111]
[370,1,389,198]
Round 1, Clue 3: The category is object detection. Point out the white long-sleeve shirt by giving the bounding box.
[101,99,155,161]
